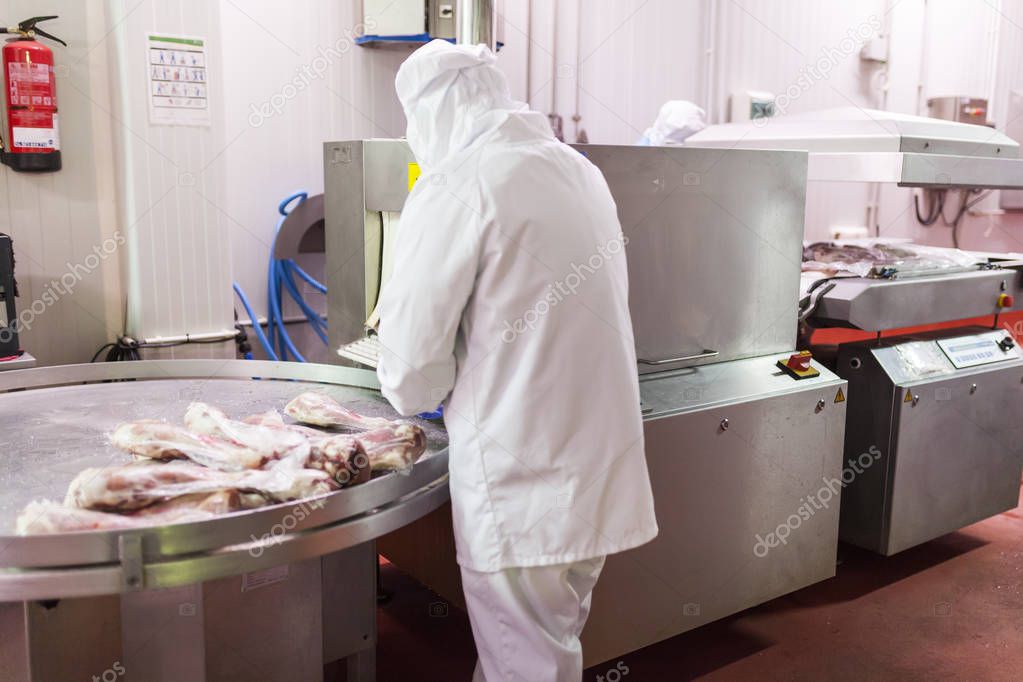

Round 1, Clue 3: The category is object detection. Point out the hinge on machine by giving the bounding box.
[119,534,144,591]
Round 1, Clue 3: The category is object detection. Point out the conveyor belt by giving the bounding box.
[807,267,1023,331]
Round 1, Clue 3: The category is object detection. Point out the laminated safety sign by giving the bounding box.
[147,33,210,126]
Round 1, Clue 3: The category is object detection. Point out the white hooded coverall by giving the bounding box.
[376,39,658,681]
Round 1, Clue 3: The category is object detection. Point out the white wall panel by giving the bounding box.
[574,0,703,144]
[495,0,531,102]
[218,0,408,338]
[524,0,1023,249]
[10,0,1023,371]
[106,0,235,359]
[0,0,123,366]
[717,0,887,240]
[923,0,1001,102]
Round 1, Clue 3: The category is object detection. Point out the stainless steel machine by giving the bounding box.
[358,0,497,49]
[689,108,1023,556]
[323,139,848,665]
[804,252,1023,555]
[0,360,450,682]
[835,327,1023,554]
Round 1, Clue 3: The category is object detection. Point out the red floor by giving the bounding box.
[369,484,1023,681]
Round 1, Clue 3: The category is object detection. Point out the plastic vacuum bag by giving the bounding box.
[802,239,985,279]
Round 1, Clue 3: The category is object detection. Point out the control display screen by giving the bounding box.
[937,332,1019,369]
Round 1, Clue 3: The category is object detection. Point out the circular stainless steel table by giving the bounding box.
[0,359,450,600]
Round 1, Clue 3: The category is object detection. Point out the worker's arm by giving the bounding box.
[375,184,482,416]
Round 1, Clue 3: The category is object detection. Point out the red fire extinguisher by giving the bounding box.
[1,16,65,172]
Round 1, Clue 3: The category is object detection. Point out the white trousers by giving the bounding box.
[460,556,606,682]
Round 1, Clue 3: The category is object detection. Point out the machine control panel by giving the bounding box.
[937,331,1022,369]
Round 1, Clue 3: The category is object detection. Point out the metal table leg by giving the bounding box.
[322,540,378,681]
[346,647,377,682]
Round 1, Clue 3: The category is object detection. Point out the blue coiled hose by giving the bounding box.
[232,191,329,361]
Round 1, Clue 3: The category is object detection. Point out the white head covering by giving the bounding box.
[395,40,525,171]
[641,100,707,146]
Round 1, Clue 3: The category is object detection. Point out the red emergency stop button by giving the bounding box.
[786,351,813,371]
[777,350,820,379]
[997,293,1014,308]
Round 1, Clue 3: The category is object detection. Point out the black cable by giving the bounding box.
[914,188,945,226]
[90,342,116,363]
[91,331,241,363]
[949,189,989,248]
[233,309,252,358]
[137,336,237,349]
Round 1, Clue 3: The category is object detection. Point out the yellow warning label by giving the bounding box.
[834,388,845,403]
[407,162,421,192]
[904,390,913,403]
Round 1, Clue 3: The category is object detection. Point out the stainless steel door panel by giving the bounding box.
[582,379,846,666]
[836,335,1023,555]
[574,145,807,372]
[326,142,807,370]
[833,348,899,553]
[886,369,1023,554]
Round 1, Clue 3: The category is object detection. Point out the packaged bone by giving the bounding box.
[284,392,395,430]
[19,394,426,534]
[110,420,272,471]
[357,423,428,471]
[64,461,335,512]
[184,402,310,462]
[16,491,240,535]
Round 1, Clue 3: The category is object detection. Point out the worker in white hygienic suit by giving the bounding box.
[636,100,707,145]
[376,39,658,682]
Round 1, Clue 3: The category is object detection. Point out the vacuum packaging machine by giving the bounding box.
[835,326,1023,554]
[0,360,450,682]
[690,108,1023,556]
[802,248,1023,555]
[323,139,848,665]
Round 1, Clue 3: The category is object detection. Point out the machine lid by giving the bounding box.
[686,108,1023,188]
[686,107,1018,158]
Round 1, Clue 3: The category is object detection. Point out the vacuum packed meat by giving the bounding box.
[110,419,284,471]
[17,392,430,534]
[357,423,428,471]
[184,402,310,463]
[284,392,395,430]
[65,460,335,512]
[16,492,241,534]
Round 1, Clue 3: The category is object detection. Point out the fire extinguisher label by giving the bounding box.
[7,62,53,106]
[12,125,57,149]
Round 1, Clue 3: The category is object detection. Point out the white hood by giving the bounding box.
[641,100,707,146]
[395,39,525,171]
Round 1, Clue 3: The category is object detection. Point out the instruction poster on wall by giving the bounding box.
[147,33,210,126]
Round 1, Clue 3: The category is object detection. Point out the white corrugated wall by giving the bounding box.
[218,0,409,365]
[0,0,123,366]
[516,0,1023,249]
[105,0,235,359]
[7,1,1023,366]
